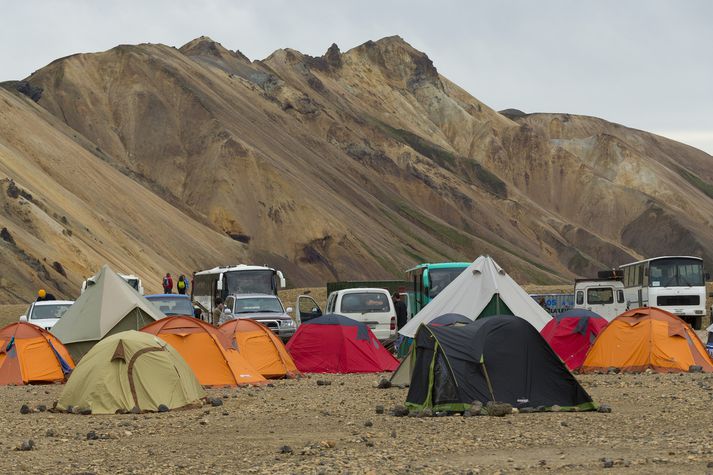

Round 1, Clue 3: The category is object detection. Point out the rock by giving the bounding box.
[390,430,397,438]
[470,401,483,414]
[210,398,223,407]
[222,411,229,416]
[364,420,373,427]
[375,405,384,414]
[377,378,392,389]
[435,411,448,417]
[20,404,31,414]
[157,404,169,413]
[279,445,293,454]
[15,440,35,451]
[123,430,132,437]
[485,401,512,417]
[601,458,614,468]
[130,406,141,414]
[559,421,569,427]
[597,404,612,413]
[707,461,713,468]
[689,365,703,373]
[86,431,98,440]
[462,410,472,417]
[36,404,47,412]
[421,407,433,417]
[550,405,561,412]
[80,408,92,415]
[607,367,620,374]
[199,419,208,425]
[519,407,535,413]
[408,410,420,417]
[45,429,57,438]
[392,405,409,417]
[316,380,331,386]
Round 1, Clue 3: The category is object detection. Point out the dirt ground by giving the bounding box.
[2,372,713,474]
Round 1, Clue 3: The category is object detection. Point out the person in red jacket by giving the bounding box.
[162,273,173,294]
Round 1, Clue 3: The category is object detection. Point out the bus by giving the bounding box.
[405,262,471,318]
[192,265,286,315]
[619,256,708,329]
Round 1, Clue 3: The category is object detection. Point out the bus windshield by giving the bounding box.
[225,270,275,295]
[428,267,468,299]
[649,258,704,287]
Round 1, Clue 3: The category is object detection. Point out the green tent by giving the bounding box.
[58,331,206,414]
[51,265,164,361]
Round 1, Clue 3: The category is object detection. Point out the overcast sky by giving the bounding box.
[2,0,712,154]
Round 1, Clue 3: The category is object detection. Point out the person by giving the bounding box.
[162,273,173,294]
[393,292,408,330]
[211,298,224,327]
[36,289,57,301]
[177,274,189,295]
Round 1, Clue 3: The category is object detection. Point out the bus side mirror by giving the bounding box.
[19,315,27,322]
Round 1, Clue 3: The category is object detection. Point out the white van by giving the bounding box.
[81,273,144,295]
[573,278,626,321]
[324,288,396,340]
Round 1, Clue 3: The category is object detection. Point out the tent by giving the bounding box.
[430,313,472,326]
[51,265,164,361]
[0,322,74,385]
[406,315,595,412]
[141,317,266,386]
[57,331,205,414]
[540,309,608,370]
[581,307,713,373]
[399,256,552,338]
[286,314,399,373]
[219,319,300,379]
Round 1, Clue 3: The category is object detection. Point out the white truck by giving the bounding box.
[573,277,626,321]
[81,273,144,295]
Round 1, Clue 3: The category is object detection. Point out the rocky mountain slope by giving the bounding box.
[1,35,712,303]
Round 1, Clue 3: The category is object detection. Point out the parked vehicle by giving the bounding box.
[324,288,396,340]
[405,262,470,318]
[82,273,143,295]
[222,294,296,341]
[145,294,196,318]
[193,265,286,315]
[573,278,626,321]
[20,300,74,330]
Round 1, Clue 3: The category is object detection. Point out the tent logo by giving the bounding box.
[517,398,529,404]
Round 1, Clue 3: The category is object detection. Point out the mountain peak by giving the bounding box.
[179,36,249,63]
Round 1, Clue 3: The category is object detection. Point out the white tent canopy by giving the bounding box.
[399,256,552,337]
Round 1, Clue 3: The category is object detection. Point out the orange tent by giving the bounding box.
[219,319,300,379]
[0,322,75,385]
[581,307,713,373]
[140,317,265,386]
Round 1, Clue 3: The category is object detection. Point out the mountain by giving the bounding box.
[1,35,712,303]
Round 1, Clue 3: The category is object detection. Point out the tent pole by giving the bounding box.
[481,362,496,401]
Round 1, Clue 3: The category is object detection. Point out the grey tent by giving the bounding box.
[51,265,163,361]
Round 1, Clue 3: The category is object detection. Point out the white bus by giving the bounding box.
[192,265,286,315]
[620,256,708,329]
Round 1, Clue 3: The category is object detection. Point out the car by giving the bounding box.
[325,288,396,340]
[145,294,196,318]
[20,300,74,331]
[222,294,296,341]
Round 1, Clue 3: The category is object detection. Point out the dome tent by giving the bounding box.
[219,318,300,379]
[58,331,205,414]
[0,322,74,385]
[141,316,265,386]
[540,309,608,370]
[286,314,398,373]
[51,265,164,361]
[406,315,595,412]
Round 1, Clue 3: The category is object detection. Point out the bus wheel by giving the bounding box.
[692,317,703,330]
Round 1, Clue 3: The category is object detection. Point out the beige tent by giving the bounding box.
[58,331,205,414]
[51,265,164,361]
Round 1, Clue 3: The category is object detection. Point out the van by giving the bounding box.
[324,288,396,340]
[573,278,626,321]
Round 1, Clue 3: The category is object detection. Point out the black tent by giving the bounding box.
[406,315,595,412]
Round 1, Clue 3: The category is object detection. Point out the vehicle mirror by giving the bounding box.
[311,307,318,313]
[223,308,232,314]
[286,307,293,314]
[19,315,27,322]
[706,272,711,281]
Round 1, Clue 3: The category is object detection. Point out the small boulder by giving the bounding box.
[550,405,561,412]
[689,365,704,373]
[597,404,612,413]
[129,406,141,414]
[157,404,169,413]
[607,367,620,374]
[375,405,384,414]
[420,407,433,417]
[377,378,392,389]
[390,430,397,438]
[470,400,483,414]
[45,429,57,438]
[462,410,473,417]
[364,421,373,427]
[80,408,92,415]
[210,398,223,407]
[36,404,47,412]
[20,404,31,415]
[279,445,293,454]
[316,380,332,386]
[86,431,98,441]
[392,405,409,417]
[485,401,512,417]
[601,458,614,468]
[15,440,35,451]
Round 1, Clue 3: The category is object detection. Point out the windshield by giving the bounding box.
[649,258,705,287]
[147,297,194,316]
[428,267,468,299]
[31,304,72,320]
[341,292,390,313]
[225,270,275,295]
[125,278,139,290]
[235,297,284,314]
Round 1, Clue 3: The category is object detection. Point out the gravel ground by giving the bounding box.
[3,372,713,474]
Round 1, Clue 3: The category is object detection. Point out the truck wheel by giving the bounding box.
[692,317,702,330]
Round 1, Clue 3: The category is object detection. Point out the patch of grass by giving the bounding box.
[677,167,713,199]
[397,203,472,249]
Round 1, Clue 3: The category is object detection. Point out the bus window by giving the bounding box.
[576,291,584,305]
[587,288,613,305]
[617,290,624,303]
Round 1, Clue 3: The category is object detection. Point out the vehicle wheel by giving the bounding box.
[692,317,703,330]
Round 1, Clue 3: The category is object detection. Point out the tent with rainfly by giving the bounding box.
[399,255,553,338]
[219,318,300,379]
[57,331,205,414]
[51,265,165,362]
[141,316,265,386]
[581,307,713,373]
[0,322,74,385]
[286,314,399,373]
[406,315,595,412]
[540,309,609,370]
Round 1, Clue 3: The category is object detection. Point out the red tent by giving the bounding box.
[286,314,399,373]
[540,309,608,370]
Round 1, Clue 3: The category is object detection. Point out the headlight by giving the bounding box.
[282,319,295,328]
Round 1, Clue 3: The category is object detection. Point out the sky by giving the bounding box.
[1,0,712,154]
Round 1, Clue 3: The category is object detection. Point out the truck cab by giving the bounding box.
[574,279,626,321]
